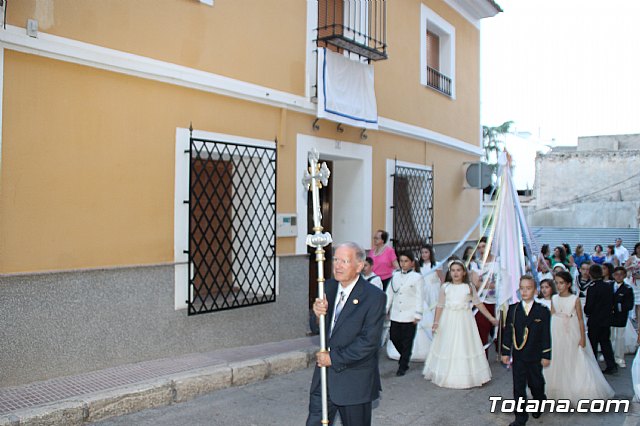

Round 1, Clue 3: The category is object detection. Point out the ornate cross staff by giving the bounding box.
[302,148,332,425]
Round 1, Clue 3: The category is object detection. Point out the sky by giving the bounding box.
[480,0,640,147]
[479,0,640,189]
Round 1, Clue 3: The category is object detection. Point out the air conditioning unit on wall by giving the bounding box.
[463,162,492,190]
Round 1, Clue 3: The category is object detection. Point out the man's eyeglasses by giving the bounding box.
[333,257,353,266]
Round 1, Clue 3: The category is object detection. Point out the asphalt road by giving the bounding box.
[92,350,640,426]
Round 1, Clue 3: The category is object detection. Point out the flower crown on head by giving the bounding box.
[447,259,466,270]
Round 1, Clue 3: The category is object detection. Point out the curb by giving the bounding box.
[0,349,315,426]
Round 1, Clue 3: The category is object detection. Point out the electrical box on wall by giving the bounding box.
[276,214,297,237]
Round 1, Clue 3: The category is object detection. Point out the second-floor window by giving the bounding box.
[318,0,344,55]
[316,0,387,62]
[426,30,440,83]
[420,5,455,98]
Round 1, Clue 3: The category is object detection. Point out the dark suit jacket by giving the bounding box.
[309,276,386,406]
[501,301,551,362]
[584,279,614,328]
[611,283,634,327]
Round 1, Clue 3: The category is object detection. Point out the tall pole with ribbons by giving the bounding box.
[302,149,333,425]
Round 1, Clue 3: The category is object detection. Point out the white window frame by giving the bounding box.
[306,0,319,99]
[295,134,372,254]
[420,4,456,99]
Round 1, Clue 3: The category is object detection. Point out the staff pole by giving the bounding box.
[302,149,333,425]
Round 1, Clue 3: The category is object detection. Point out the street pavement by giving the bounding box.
[92,350,640,426]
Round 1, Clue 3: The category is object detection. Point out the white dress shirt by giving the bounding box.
[615,245,630,264]
[331,279,358,332]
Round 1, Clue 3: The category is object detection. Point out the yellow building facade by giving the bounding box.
[0,0,499,386]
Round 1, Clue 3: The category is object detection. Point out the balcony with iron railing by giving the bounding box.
[316,0,387,62]
[426,66,452,96]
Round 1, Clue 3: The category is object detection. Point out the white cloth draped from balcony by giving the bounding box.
[317,47,378,130]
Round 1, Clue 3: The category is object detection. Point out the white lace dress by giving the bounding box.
[422,283,491,389]
[543,294,614,405]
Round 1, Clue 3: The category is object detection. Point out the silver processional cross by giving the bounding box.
[302,148,332,425]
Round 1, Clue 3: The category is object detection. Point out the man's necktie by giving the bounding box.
[332,291,346,334]
[524,303,530,316]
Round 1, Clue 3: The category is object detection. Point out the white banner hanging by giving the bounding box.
[316,47,379,130]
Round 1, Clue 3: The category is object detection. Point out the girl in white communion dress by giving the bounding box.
[423,260,498,389]
[543,271,614,405]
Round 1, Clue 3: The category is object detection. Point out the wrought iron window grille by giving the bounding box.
[316,0,388,62]
[426,66,452,96]
[186,136,277,315]
[392,162,434,257]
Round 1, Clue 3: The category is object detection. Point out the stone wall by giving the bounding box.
[577,134,640,152]
[530,201,640,228]
[532,148,640,228]
[0,256,309,387]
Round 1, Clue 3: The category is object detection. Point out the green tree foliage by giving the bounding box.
[482,120,513,178]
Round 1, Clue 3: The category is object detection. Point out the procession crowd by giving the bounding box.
[365,232,640,426]
[306,233,640,425]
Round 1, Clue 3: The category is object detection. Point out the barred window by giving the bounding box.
[187,137,277,315]
[393,163,434,256]
[420,4,455,97]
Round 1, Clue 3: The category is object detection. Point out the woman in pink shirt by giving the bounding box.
[369,230,399,291]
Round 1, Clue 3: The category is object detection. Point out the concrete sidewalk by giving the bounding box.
[0,336,319,425]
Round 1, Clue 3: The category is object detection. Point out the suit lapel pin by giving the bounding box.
[353,299,359,305]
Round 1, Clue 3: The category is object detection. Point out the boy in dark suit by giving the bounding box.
[502,275,551,426]
[611,266,634,367]
[584,263,617,374]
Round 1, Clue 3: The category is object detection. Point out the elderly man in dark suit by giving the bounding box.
[584,263,617,374]
[306,242,386,426]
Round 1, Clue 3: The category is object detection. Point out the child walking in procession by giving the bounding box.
[585,264,618,374]
[625,242,640,321]
[362,257,383,291]
[388,245,442,361]
[415,244,443,359]
[543,271,614,406]
[472,237,498,357]
[501,276,551,426]
[611,266,635,367]
[537,278,556,310]
[386,251,423,376]
[423,260,498,388]
[575,261,592,299]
